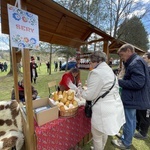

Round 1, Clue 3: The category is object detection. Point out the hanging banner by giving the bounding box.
[7,4,39,49]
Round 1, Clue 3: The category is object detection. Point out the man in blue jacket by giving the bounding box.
[134,52,150,140]
[112,44,150,149]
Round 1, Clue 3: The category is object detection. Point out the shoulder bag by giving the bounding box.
[85,75,116,118]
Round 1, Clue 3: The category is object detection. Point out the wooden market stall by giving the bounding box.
[1,0,145,149]
[109,39,145,55]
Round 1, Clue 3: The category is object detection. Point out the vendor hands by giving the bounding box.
[82,86,87,90]
[78,83,82,87]
[75,86,83,98]
[68,81,78,91]
[75,89,81,98]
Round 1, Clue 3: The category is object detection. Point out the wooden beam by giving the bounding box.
[80,29,92,41]
[87,38,104,44]
[109,48,118,51]
[21,49,35,150]
[103,40,109,62]
[50,15,67,42]
[11,47,19,102]
[19,1,35,149]
[16,50,22,63]
[41,29,87,45]
[56,15,67,33]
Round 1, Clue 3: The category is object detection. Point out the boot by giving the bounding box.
[34,78,36,84]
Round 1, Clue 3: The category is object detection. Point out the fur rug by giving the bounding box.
[0,100,24,150]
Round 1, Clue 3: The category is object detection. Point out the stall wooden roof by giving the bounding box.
[109,39,145,55]
[1,0,145,54]
[1,0,115,48]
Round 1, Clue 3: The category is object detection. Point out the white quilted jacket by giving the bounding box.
[81,62,125,135]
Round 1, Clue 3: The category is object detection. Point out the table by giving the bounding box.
[35,106,91,150]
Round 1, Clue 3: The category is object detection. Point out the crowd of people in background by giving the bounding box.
[0,62,8,72]
[46,60,62,73]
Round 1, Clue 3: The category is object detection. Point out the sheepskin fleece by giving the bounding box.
[0,100,22,132]
[0,100,24,150]
[0,129,24,150]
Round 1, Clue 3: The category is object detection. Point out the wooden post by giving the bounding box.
[49,44,52,75]
[11,47,19,102]
[21,48,35,150]
[14,1,36,149]
[103,40,109,63]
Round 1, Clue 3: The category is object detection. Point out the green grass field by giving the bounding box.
[0,63,149,150]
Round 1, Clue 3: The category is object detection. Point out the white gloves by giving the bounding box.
[76,85,83,98]
[68,81,83,98]
[68,81,78,91]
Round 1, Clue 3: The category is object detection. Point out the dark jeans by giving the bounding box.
[20,98,25,102]
[136,109,150,136]
[31,77,36,83]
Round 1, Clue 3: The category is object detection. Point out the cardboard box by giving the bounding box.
[33,98,58,126]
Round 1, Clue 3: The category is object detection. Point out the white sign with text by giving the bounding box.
[7,4,39,49]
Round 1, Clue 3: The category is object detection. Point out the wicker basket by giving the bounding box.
[59,106,78,118]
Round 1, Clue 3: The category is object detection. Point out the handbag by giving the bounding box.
[85,75,116,118]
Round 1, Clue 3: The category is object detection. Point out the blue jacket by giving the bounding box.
[119,53,150,109]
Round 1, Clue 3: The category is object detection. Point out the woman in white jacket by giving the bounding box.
[81,51,125,150]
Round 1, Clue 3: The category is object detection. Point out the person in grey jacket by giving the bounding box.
[112,44,150,149]
[81,51,125,150]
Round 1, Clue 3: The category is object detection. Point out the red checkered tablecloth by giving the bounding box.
[35,106,91,150]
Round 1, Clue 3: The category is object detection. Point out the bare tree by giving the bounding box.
[54,0,150,39]
[102,0,150,38]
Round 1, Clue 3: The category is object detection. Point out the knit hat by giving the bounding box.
[31,56,35,61]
